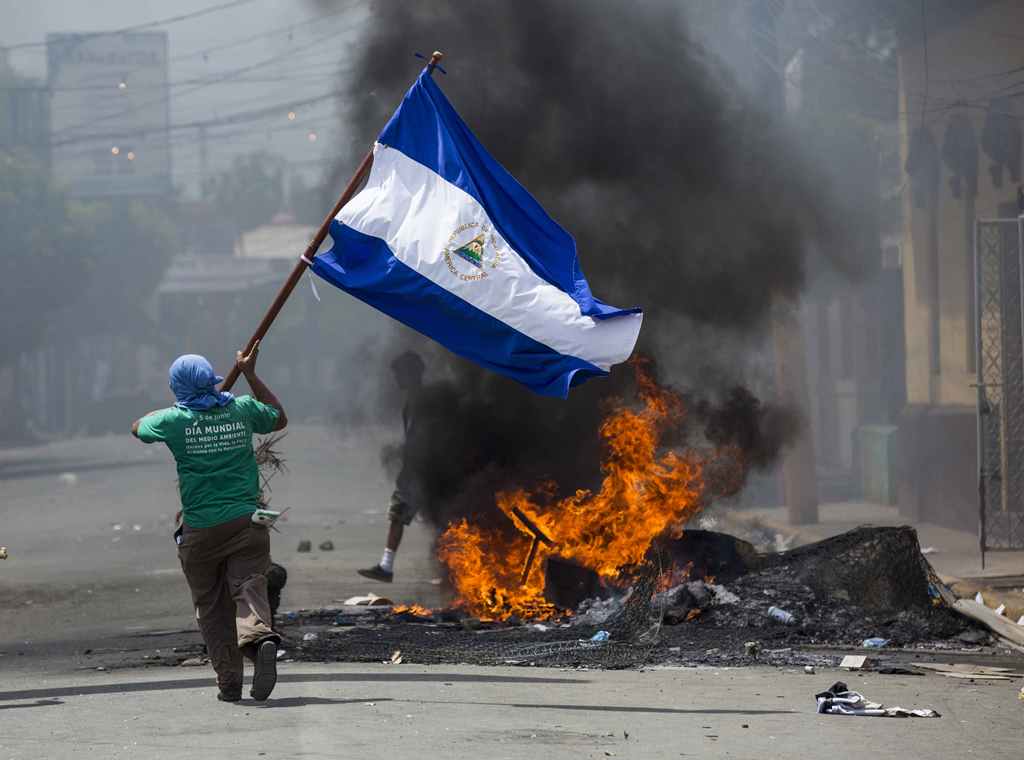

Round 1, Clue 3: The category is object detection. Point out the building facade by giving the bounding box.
[896,0,1022,529]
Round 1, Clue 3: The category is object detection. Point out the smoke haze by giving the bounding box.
[324,0,857,528]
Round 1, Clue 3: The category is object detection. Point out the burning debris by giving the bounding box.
[334,0,846,595]
[279,4,1007,673]
[281,525,990,671]
[312,365,976,669]
[437,360,746,621]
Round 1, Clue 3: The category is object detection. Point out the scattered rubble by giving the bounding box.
[958,628,990,644]
[59,525,1004,675]
[342,594,393,606]
[767,606,796,625]
[574,595,625,626]
[269,527,1015,672]
[915,663,1023,680]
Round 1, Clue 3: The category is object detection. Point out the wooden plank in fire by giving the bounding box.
[510,506,556,586]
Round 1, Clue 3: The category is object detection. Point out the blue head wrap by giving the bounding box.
[168,355,234,411]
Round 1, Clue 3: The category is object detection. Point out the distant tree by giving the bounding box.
[0,152,86,368]
[63,198,178,335]
[287,173,329,226]
[203,151,285,233]
[0,156,176,335]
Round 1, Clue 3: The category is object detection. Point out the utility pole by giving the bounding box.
[749,0,820,524]
[198,125,208,198]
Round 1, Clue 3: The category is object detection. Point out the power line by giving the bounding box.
[8,1,368,144]
[50,83,350,167]
[169,0,366,65]
[2,64,349,94]
[51,84,349,148]
[919,0,929,128]
[48,19,366,140]
[0,0,262,52]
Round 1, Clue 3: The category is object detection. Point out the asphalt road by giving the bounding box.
[1,662,1022,759]
[0,424,443,664]
[2,427,1023,758]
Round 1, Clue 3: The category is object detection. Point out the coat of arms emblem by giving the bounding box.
[443,221,503,281]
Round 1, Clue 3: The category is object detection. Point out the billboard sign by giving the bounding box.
[48,32,171,197]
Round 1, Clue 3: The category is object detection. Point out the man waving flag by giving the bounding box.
[310,64,642,398]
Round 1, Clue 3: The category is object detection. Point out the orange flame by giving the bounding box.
[438,360,723,620]
[656,560,694,593]
[392,603,433,617]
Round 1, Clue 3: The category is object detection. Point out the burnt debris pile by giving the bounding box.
[283,526,979,669]
[675,526,968,652]
[760,526,941,612]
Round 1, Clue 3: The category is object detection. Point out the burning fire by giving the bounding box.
[392,603,433,617]
[438,360,725,620]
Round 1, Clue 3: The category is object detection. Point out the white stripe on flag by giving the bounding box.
[337,144,642,370]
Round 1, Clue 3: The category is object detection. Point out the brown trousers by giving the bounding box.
[177,514,278,688]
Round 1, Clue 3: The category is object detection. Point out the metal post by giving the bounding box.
[198,125,208,198]
[974,218,986,570]
[749,0,818,524]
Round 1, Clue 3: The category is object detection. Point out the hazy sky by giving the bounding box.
[1,0,367,197]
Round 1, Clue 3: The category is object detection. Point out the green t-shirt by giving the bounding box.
[136,395,280,528]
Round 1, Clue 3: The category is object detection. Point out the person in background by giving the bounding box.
[132,343,287,703]
[359,351,426,583]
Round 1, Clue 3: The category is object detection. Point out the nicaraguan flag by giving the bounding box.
[311,69,643,397]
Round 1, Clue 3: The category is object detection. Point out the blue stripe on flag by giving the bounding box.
[311,221,608,398]
[378,71,639,322]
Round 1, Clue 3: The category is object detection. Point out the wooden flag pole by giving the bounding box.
[221,51,445,392]
[220,149,373,391]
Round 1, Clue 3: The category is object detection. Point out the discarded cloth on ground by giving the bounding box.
[815,681,940,718]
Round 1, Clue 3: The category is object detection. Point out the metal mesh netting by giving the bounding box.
[295,565,668,669]
[290,526,966,668]
[299,624,661,670]
[761,525,937,611]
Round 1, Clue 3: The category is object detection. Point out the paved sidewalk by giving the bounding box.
[0,662,1021,759]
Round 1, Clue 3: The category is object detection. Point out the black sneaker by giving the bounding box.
[250,639,278,701]
[217,687,242,702]
[357,564,393,583]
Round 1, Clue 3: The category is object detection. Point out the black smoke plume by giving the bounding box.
[323,0,852,529]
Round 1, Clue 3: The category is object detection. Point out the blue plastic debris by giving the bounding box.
[590,630,611,642]
[862,638,890,648]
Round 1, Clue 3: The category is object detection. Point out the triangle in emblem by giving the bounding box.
[453,232,486,269]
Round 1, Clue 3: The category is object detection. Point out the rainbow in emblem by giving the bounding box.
[453,232,486,269]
